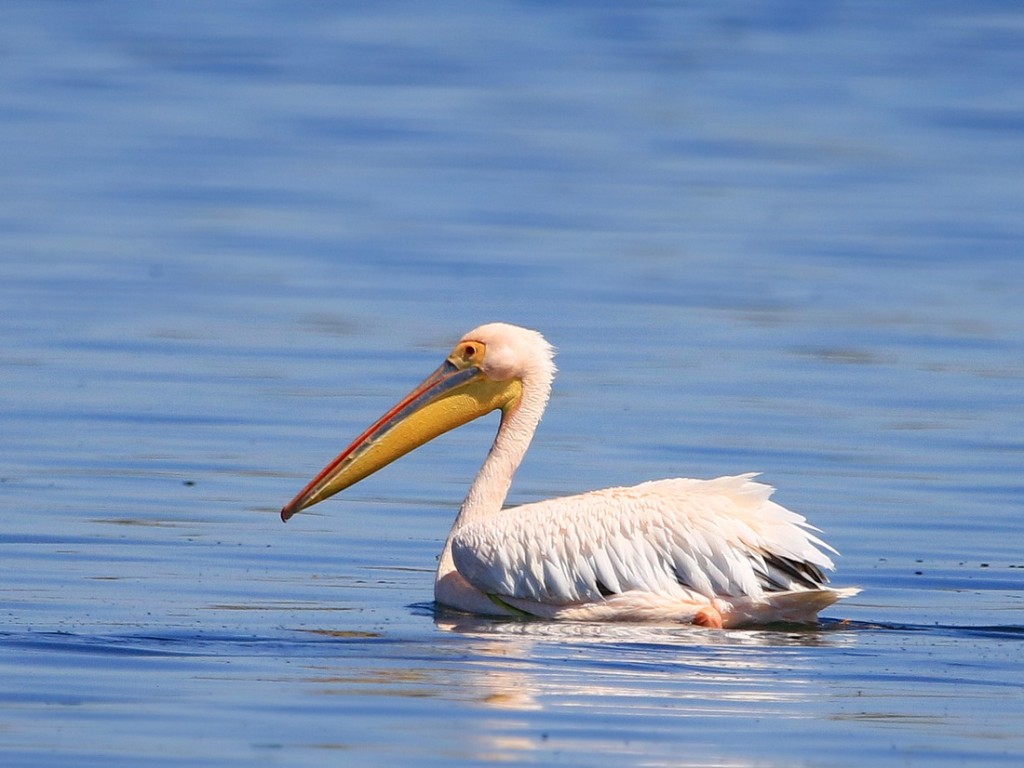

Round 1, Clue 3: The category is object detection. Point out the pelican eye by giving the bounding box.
[455,341,485,365]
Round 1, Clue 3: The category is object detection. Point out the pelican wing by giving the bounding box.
[450,474,836,606]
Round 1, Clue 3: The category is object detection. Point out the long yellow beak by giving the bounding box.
[280,358,522,521]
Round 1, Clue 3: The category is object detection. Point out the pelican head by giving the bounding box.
[281,323,555,521]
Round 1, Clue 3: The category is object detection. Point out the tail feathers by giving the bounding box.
[724,587,861,627]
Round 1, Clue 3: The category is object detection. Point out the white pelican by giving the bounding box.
[281,323,857,628]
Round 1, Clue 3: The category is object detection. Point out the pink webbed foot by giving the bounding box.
[692,606,723,628]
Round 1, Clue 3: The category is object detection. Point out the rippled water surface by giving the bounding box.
[3,2,1023,765]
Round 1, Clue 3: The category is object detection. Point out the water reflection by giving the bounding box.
[428,617,860,762]
[434,618,856,708]
[436,613,859,648]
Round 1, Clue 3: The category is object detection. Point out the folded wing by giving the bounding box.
[451,474,837,607]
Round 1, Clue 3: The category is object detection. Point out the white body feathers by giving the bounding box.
[438,473,856,625]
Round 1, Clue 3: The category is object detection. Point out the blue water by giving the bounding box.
[2,1,1023,765]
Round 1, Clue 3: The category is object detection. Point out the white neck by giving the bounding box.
[458,386,545,524]
[435,370,550,578]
